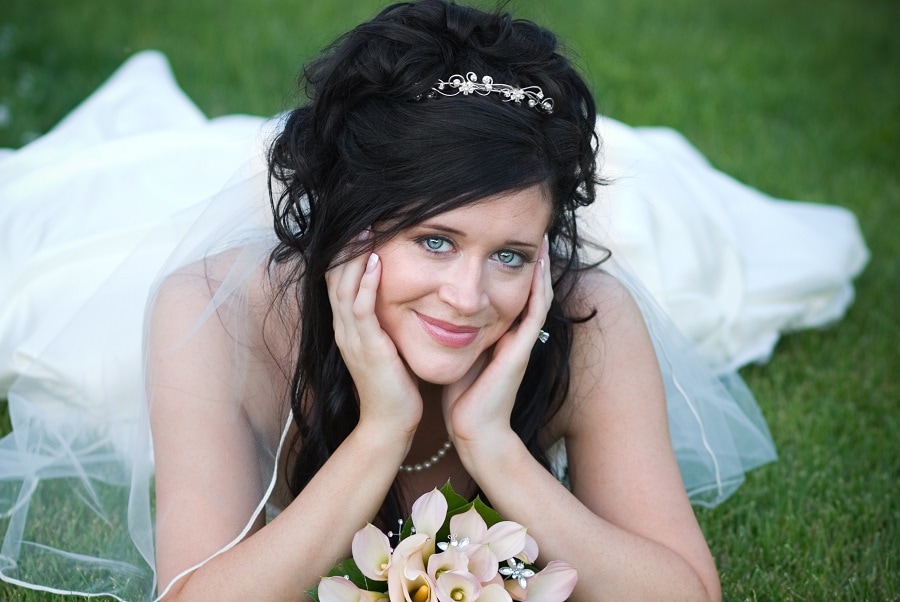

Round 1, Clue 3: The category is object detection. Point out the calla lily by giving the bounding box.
[392,533,431,576]
[317,576,388,602]
[462,544,498,583]
[479,582,515,602]
[519,534,539,564]
[388,533,436,602]
[352,523,392,581]
[411,488,448,540]
[318,576,361,602]
[484,521,528,562]
[427,547,470,582]
[389,569,436,602]
[434,570,482,602]
[503,561,577,602]
[447,508,488,545]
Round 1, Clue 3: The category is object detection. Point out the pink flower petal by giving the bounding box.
[392,533,430,577]
[389,534,437,602]
[317,576,366,602]
[448,508,488,543]
[427,547,469,581]
[434,570,481,602]
[479,582,514,602]
[484,521,527,562]
[465,545,499,583]
[411,488,448,540]
[520,535,539,564]
[518,561,578,602]
[389,567,436,602]
[352,523,392,581]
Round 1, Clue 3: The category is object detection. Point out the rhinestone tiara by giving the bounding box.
[428,71,554,114]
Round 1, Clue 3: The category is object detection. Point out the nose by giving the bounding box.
[438,257,489,315]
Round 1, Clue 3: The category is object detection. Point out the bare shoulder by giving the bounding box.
[148,249,296,357]
[569,268,656,386]
[147,249,294,436]
[550,268,662,435]
[149,250,270,329]
[571,268,645,335]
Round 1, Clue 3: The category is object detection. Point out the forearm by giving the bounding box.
[461,435,720,602]
[162,424,410,602]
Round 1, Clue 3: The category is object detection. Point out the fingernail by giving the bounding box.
[357,227,373,242]
[366,253,379,273]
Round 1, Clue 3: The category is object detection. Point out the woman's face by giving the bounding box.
[374,185,552,385]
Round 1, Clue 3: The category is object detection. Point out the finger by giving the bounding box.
[516,235,554,340]
[331,251,369,307]
[351,252,388,341]
[326,230,374,339]
[326,255,363,341]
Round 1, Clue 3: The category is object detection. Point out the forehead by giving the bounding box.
[427,185,552,232]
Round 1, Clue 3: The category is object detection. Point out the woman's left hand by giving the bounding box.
[441,236,553,467]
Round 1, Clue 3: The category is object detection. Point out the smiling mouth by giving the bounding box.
[416,313,480,348]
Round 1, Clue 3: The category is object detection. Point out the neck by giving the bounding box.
[417,379,443,408]
[406,380,448,461]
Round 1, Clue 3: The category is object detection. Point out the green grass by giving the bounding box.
[1,0,897,600]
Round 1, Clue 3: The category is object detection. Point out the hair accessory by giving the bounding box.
[400,440,453,473]
[538,330,550,344]
[429,72,554,114]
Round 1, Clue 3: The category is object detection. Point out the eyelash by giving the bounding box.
[414,235,530,270]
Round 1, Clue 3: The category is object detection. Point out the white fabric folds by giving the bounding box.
[0,51,867,600]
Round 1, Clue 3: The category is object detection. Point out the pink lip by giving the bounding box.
[416,313,480,348]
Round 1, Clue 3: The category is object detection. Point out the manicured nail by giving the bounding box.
[366,253,379,273]
[358,227,373,241]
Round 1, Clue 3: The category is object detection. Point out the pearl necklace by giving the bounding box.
[400,440,453,473]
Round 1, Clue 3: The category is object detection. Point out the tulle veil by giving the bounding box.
[0,50,869,600]
[0,152,777,600]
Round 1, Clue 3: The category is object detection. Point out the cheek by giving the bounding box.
[492,271,535,325]
[372,248,427,321]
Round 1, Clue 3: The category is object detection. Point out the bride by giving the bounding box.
[0,1,866,600]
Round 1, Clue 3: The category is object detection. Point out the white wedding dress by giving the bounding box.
[0,51,868,600]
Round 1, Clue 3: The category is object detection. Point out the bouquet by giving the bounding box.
[311,482,577,602]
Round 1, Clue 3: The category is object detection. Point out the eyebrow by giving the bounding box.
[419,222,540,249]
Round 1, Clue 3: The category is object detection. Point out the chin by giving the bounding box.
[405,354,480,386]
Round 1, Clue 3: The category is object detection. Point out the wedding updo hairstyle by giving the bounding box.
[267,0,602,524]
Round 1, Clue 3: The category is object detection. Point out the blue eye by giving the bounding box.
[494,250,525,267]
[421,237,452,253]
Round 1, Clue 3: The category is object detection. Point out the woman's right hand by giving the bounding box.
[325,234,423,438]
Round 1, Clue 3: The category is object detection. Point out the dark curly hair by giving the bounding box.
[267,0,603,526]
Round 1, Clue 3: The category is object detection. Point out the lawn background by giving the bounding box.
[0,0,897,600]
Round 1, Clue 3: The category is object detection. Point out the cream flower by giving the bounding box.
[503,561,577,602]
[447,508,488,545]
[411,488,448,541]
[388,533,437,602]
[444,508,528,563]
[427,547,470,582]
[479,583,515,602]
[483,521,528,563]
[434,570,482,602]
[352,523,393,581]
[519,535,539,565]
